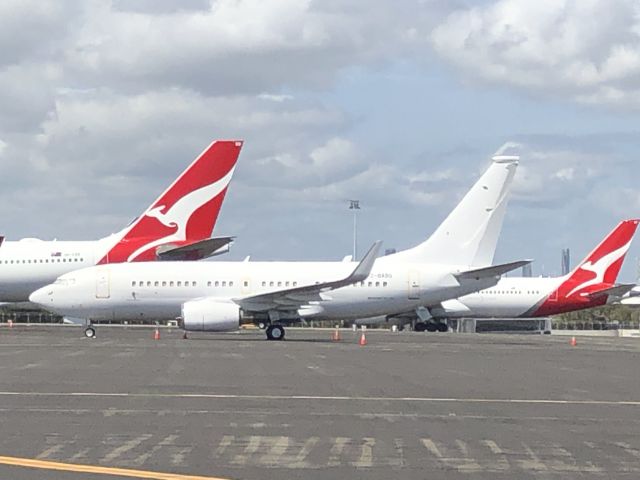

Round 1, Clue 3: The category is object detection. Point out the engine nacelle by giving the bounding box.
[181,298,241,332]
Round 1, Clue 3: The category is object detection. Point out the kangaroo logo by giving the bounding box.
[126,166,236,262]
[565,238,633,298]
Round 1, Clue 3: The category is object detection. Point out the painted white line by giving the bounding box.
[0,391,639,406]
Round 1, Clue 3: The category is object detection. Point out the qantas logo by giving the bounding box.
[564,238,634,298]
[96,140,243,265]
[126,166,236,262]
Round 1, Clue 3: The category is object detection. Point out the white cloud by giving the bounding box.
[431,0,640,109]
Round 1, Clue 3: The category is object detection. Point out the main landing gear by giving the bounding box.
[84,325,96,338]
[414,322,448,333]
[265,324,285,341]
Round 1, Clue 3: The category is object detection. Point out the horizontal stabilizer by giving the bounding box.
[583,283,636,299]
[235,241,382,312]
[0,236,4,247]
[455,260,532,280]
[156,236,234,261]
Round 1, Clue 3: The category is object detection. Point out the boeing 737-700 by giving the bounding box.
[0,140,243,312]
[30,155,529,339]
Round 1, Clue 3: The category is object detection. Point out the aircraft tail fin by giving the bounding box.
[98,140,243,264]
[558,219,640,299]
[389,155,518,266]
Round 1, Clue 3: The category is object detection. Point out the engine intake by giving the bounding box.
[182,298,241,332]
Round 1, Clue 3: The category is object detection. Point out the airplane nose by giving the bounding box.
[29,286,53,306]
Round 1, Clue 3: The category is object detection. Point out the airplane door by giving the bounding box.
[408,270,420,300]
[96,269,110,299]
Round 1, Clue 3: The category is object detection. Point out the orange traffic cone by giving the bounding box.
[332,327,341,342]
[182,332,188,340]
[154,328,160,340]
[359,331,367,346]
[570,336,577,347]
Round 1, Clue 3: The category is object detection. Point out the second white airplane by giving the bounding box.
[30,155,527,340]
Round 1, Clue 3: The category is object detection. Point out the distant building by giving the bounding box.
[384,248,396,256]
[562,248,571,276]
[522,263,532,277]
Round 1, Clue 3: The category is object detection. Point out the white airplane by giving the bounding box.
[415,219,639,327]
[0,140,243,304]
[30,155,528,340]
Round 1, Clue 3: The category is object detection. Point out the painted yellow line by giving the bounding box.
[0,455,231,480]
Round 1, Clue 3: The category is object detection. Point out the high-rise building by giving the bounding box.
[522,263,532,277]
[561,248,571,276]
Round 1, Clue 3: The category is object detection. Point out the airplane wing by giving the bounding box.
[234,241,382,312]
[156,236,234,261]
[583,283,636,299]
[454,260,532,280]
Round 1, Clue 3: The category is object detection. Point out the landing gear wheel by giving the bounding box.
[425,323,437,332]
[414,322,427,332]
[84,326,96,338]
[266,324,285,341]
[436,323,448,332]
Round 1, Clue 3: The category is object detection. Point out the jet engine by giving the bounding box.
[181,298,241,332]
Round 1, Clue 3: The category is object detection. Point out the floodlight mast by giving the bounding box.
[349,200,360,260]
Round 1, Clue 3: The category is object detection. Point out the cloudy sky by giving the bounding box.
[2,0,640,279]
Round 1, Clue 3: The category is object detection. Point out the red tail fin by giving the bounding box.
[98,140,243,264]
[532,219,639,316]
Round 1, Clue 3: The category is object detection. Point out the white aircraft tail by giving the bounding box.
[389,155,518,267]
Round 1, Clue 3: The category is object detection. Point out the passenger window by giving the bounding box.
[177,281,182,287]
[375,282,380,287]
[229,281,233,287]
[277,281,282,287]
[285,281,289,287]
[383,282,387,287]
[169,281,174,287]
[244,281,249,287]
[261,281,266,287]
[368,282,372,287]
[155,281,159,287]
[269,281,274,287]
[132,281,136,287]
[207,281,212,287]
[222,281,227,287]
[162,281,167,287]
[293,281,297,287]
[215,281,219,287]
[147,281,151,287]
[193,281,197,287]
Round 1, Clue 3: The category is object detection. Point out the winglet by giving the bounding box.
[455,259,532,280]
[348,241,383,284]
[0,236,4,248]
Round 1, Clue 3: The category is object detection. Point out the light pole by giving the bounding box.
[349,200,360,260]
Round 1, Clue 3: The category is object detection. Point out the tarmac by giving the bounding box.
[1,325,640,479]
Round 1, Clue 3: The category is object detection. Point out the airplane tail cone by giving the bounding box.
[154,328,160,341]
[570,336,577,347]
[359,331,367,346]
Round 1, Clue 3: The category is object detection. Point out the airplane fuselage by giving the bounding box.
[30,258,505,323]
[0,238,113,302]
